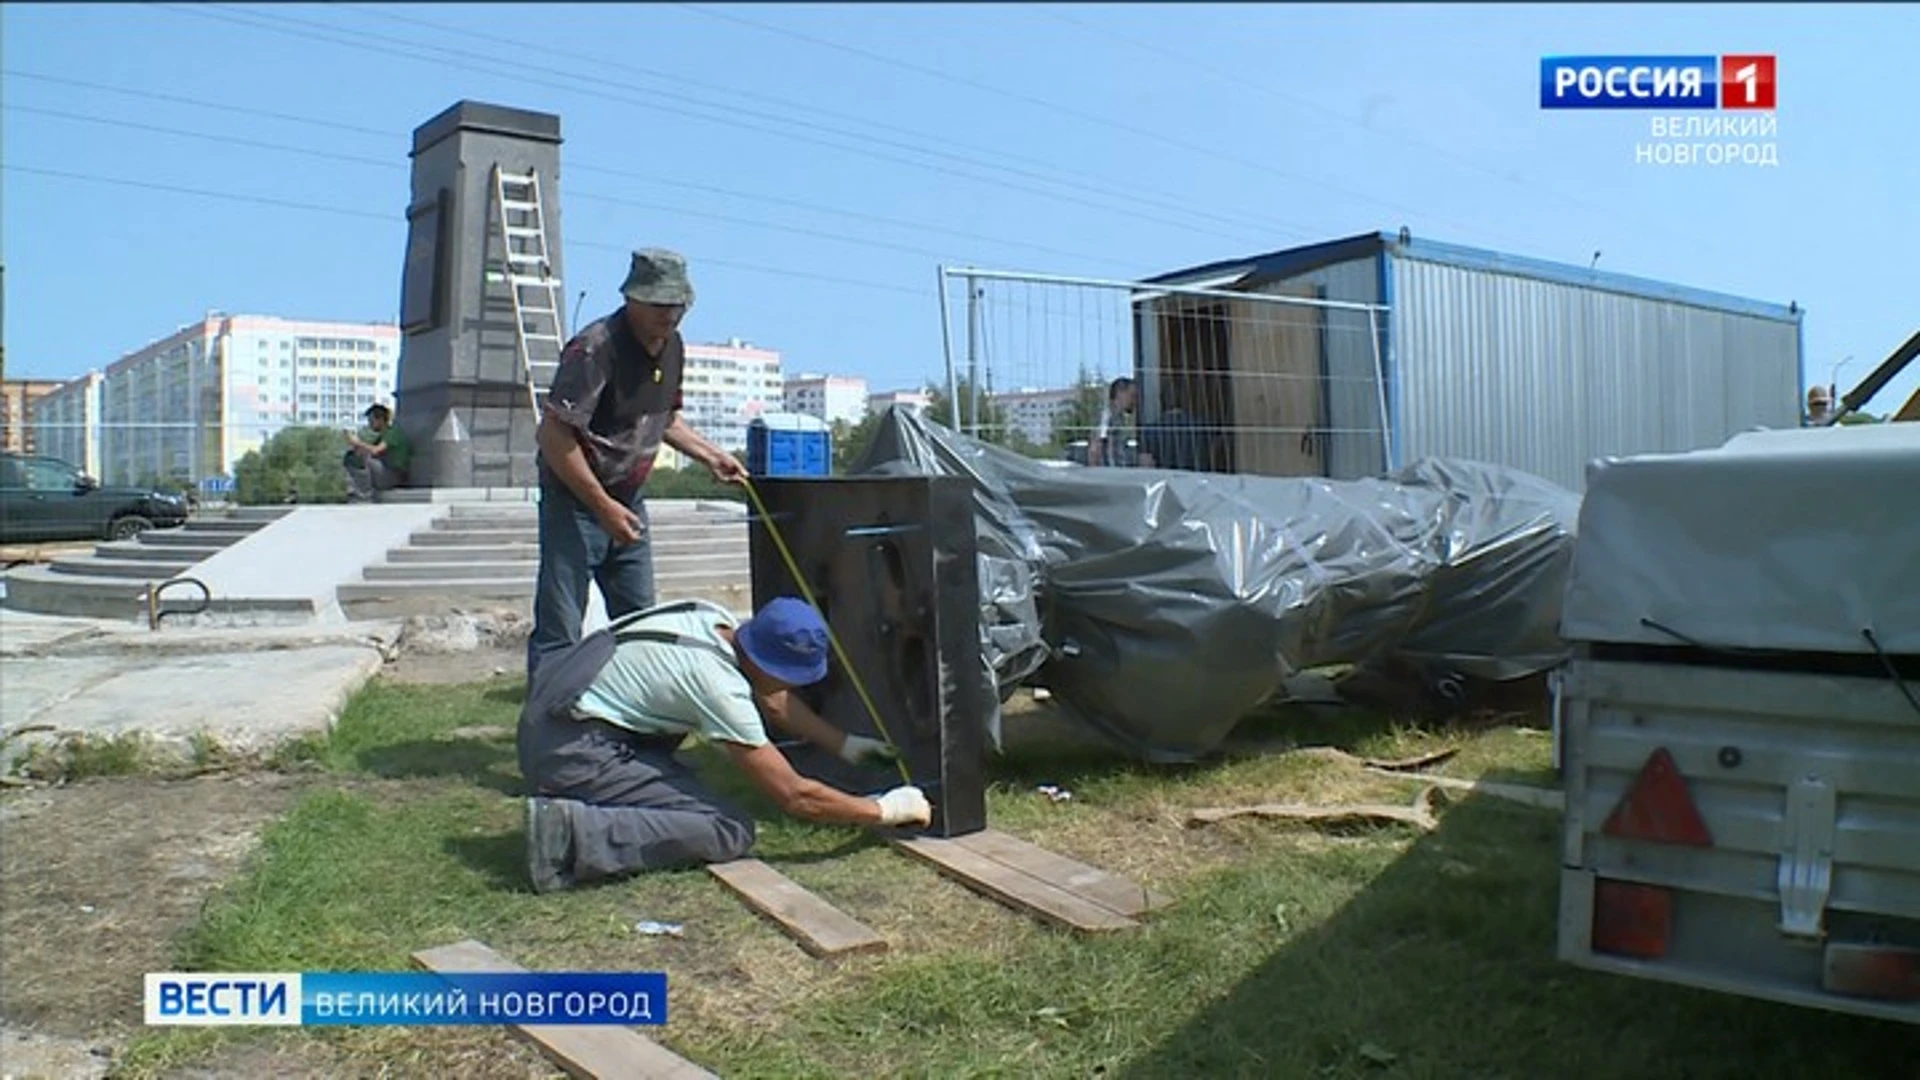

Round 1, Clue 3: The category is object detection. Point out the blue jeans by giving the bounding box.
[527,482,655,679]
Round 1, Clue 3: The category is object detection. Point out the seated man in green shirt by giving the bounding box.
[342,403,413,502]
[518,595,930,893]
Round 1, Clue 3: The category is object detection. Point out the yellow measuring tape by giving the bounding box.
[738,475,914,788]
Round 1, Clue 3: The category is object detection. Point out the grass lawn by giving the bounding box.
[116,675,1915,1078]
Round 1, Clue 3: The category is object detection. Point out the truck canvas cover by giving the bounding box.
[1561,422,1920,655]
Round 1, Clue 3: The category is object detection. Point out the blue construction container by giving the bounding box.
[746,412,833,477]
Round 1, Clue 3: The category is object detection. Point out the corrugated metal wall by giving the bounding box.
[1249,257,1388,479]
[1388,256,1802,492]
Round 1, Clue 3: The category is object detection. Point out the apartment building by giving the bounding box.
[681,338,784,454]
[2,378,62,455]
[33,314,400,486]
[27,373,102,478]
[867,389,932,417]
[990,386,1082,445]
[783,373,869,426]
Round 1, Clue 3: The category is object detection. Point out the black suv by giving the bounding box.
[0,452,192,543]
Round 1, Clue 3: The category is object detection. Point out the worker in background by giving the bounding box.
[342,403,413,502]
[1088,377,1155,467]
[1804,385,1834,426]
[519,596,930,893]
[529,248,748,680]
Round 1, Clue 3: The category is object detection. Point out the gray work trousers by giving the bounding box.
[518,705,755,881]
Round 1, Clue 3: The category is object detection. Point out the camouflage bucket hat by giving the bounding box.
[621,248,695,307]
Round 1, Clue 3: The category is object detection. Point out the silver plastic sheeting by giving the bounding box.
[852,407,1581,762]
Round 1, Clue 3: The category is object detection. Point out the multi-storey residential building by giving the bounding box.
[990,386,1081,446]
[28,373,102,478]
[34,314,400,486]
[867,389,931,417]
[681,338,783,454]
[783,373,869,426]
[2,378,62,454]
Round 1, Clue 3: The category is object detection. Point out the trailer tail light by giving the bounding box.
[1593,879,1675,958]
[1592,748,1714,960]
[1824,943,1920,1001]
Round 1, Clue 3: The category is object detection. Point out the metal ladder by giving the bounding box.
[489,165,567,418]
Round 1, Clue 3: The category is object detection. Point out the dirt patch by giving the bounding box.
[380,644,525,687]
[0,773,306,1042]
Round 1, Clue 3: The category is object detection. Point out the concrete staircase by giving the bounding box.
[336,499,753,619]
[1,507,294,619]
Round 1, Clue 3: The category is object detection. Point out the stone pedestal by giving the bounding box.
[393,101,565,489]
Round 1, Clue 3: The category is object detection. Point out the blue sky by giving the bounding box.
[5,3,1916,414]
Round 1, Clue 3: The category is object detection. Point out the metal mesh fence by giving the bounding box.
[938,267,1391,476]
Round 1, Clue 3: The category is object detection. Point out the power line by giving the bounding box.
[674,3,1545,252]
[6,102,1060,266]
[341,2,1314,245]
[150,2,1298,246]
[1033,5,1717,259]
[2,163,929,298]
[4,71,1113,265]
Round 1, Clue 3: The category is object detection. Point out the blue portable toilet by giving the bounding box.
[746,412,833,477]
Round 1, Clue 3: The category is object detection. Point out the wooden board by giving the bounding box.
[887,833,1140,934]
[411,939,718,1080]
[707,858,889,959]
[952,829,1169,919]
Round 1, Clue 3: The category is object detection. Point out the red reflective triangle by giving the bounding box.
[1602,747,1712,847]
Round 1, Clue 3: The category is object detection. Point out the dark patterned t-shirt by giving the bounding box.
[538,307,686,498]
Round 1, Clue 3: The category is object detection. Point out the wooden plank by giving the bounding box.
[886,834,1140,934]
[411,939,718,1080]
[707,858,889,959]
[952,829,1170,919]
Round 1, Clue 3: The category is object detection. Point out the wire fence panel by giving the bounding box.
[938,268,1391,478]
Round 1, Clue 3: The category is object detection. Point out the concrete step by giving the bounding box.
[382,536,743,563]
[3,565,319,621]
[362,552,748,582]
[49,556,197,580]
[140,529,246,549]
[183,518,267,534]
[93,541,228,563]
[218,507,296,524]
[409,522,748,547]
[336,576,751,622]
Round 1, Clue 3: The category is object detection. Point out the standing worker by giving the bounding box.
[529,249,747,679]
[1088,377,1154,468]
[520,595,930,893]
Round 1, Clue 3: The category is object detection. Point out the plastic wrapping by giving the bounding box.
[852,407,1581,761]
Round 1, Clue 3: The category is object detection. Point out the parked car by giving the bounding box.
[0,452,192,543]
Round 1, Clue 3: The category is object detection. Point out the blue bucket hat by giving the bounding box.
[737,597,830,686]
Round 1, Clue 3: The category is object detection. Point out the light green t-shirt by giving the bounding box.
[573,601,768,747]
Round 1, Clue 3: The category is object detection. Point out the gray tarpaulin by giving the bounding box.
[852,407,1582,762]
[1562,422,1920,656]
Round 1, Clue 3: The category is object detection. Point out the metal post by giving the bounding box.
[965,274,980,437]
[936,266,960,435]
[1367,308,1394,473]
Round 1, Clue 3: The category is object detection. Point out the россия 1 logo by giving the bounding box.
[1540,54,1779,167]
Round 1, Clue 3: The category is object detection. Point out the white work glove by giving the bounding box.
[873,786,932,827]
[839,734,898,766]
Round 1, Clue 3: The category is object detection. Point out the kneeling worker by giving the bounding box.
[519,595,930,893]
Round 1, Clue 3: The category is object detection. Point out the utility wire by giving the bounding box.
[5,104,1072,265]
[2,163,929,298]
[150,2,1295,246]
[1034,5,1718,259]
[4,71,1113,266]
[342,1,1313,244]
[676,2,1542,252]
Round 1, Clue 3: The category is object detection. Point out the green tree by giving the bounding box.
[232,425,351,505]
[924,376,1014,446]
[1048,366,1108,457]
[832,412,885,473]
